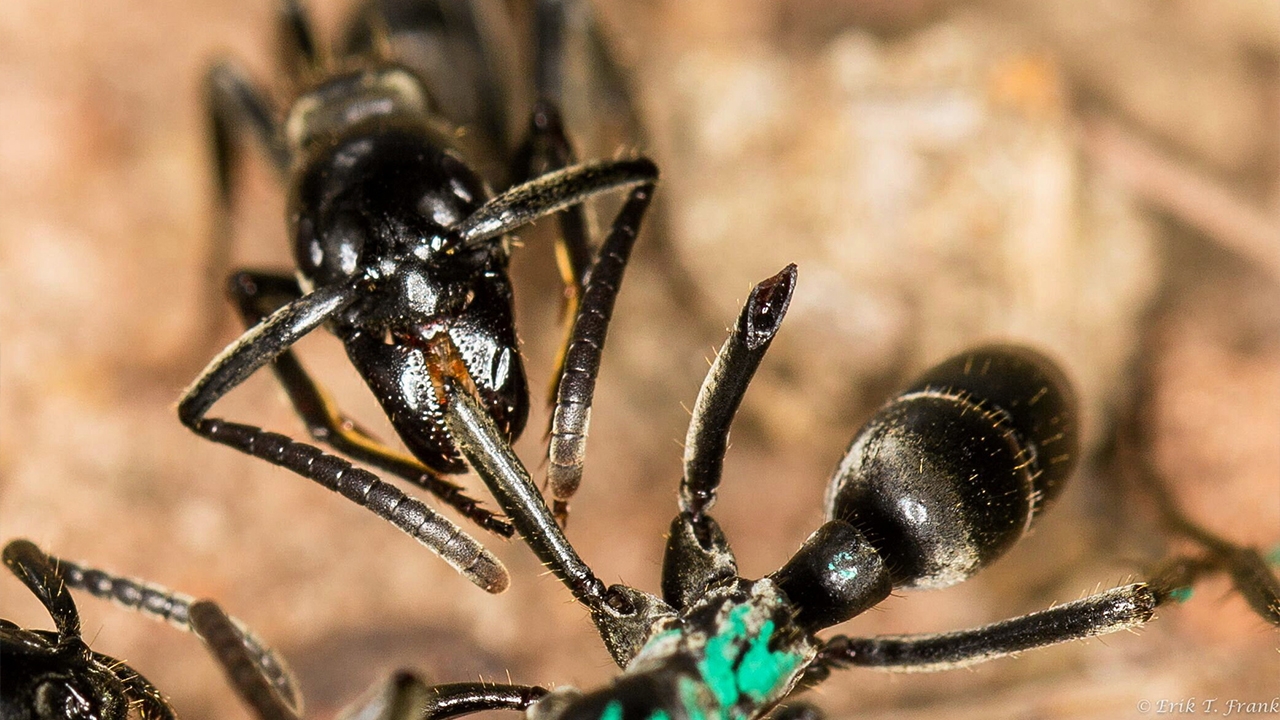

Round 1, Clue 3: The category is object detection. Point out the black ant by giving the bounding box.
[424,265,1278,720]
[178,0,655,592]
[0,538,542,720]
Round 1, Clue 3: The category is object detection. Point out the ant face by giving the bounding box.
[286,122,530,473]
[343,270,530,474]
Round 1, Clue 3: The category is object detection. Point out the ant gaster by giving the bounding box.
[178,0,655,592]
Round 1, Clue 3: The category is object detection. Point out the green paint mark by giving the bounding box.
[827,551,852,571]
[692,605,805,718]
[826,551,861,583]
[601,701,624,720]
[1265,544,1280,566]
[738,620,803,702]
[647,710,671,720]
[1169,586,1194,603]
[700,613,741,709]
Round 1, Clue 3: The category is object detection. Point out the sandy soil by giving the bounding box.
[1,1,1277,719]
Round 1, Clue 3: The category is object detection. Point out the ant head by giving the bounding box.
[288,111,528,475]
[290,123,492,290]
[2,540,131,720]
[824,346,1078,590]
[0,641,131,720]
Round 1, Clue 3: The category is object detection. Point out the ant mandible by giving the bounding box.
[178,0,653,593]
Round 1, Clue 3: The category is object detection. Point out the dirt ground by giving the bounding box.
[1,1,1277,719]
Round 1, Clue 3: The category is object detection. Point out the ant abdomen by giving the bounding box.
[824,345,1078,589]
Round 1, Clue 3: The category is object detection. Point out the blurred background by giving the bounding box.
[1,1,1277,718]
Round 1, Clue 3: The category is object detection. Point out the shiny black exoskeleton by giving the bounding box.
[293,120,528,471]
[415,266,1280,720]
[178,0,658,592]
[824,347,1077,590]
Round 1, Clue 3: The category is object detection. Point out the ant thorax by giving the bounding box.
[543,579,819,720]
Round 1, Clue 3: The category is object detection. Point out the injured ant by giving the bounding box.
[179,0,656,592]
[1,539,543,720]
[422,266,1278,720]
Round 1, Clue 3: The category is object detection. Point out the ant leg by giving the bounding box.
[514,102,593,292]
[806,583,1160,677]
[189,601,300,720]
[660,266,797,609]
[521,0,646,204]
[206,62,288,200]
[3,539,81,643]
[439,359,673,665]
[204,58,287,259]
[346,673,547,720]
[441,372,604,602]
[510,99,613,492]
[769,703,824,720]
[529,0,711,331]
[531,0,568,106]
[3,540,181,719]
[544,186,653,524]
[1110,322,1280,626]
[227,271,513,537]
[529,0,647,175]
[457,160,660,524]
[454,157,657,247]
[1144,546,1280,626]
[805,459,1279,679]
[277,0,322,79]
[511,102,600,456]
[177,283,511,593]
[180,280,360,424]
[1123,428,1280,626]
[192,59,290,371]
[36,544,301,711]
[1228,550,1280,625]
